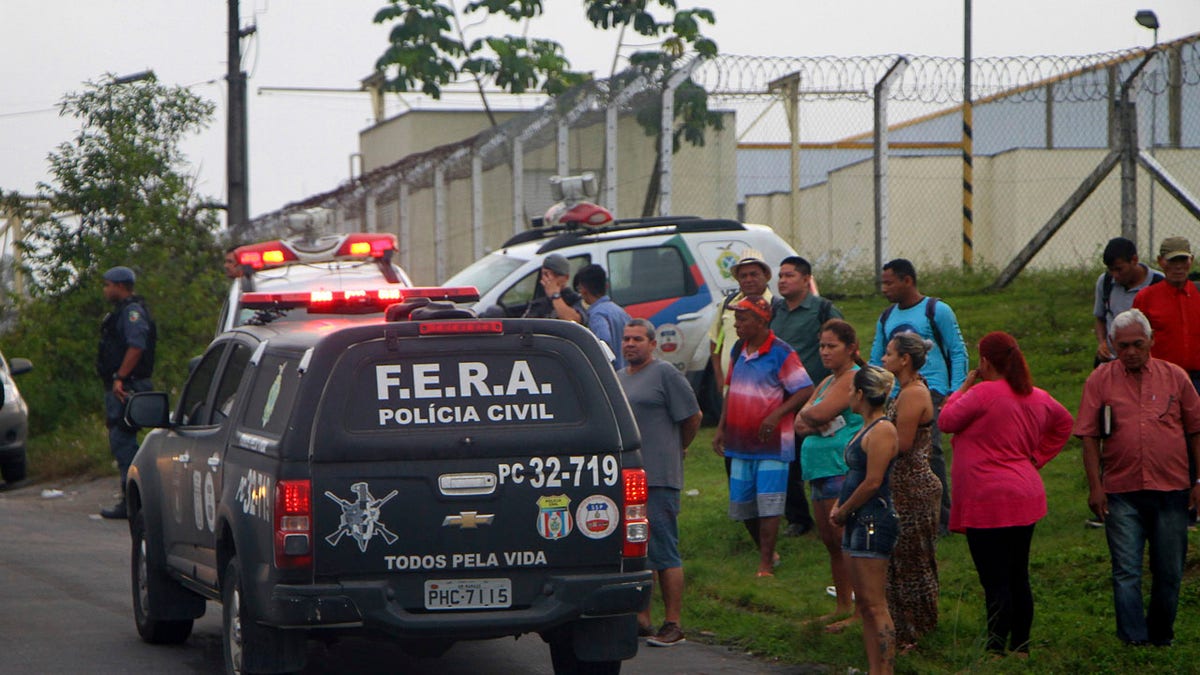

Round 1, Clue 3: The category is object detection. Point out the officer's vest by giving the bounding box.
[97,295,157,382]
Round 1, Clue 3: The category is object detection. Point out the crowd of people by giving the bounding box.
[519,237,1200,673]
[102,235,1197,671]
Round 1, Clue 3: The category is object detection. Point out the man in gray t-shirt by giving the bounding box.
[1093,237,1163,365]
[618,319,702,647]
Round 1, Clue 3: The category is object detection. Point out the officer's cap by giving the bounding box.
[103,266,136,284]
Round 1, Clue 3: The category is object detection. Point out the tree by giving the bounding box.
[2,74,227,433]
[373,1,721,215]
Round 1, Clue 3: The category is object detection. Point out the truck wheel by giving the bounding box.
[547,627,621,675]
[222,556,305,675]
[1,456,25,483]
[130,511,194,644]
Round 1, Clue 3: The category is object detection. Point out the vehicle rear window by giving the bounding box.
[241,353,302,436]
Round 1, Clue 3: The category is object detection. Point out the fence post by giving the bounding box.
[364,189,377,234]
[472,151,484,260]
[1119,53,1155,242]
[659,60,702,216]
[512,136,524,235]
[557,119,570,177]
[874,57,909,289]
[768,71,802,246]
[397,181,411,273]
[604,73,651,214]
[434,163,447,283]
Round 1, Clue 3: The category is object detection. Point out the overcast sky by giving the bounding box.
[2,0,1197,223]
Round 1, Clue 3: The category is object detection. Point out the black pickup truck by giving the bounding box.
[124,292,651,674]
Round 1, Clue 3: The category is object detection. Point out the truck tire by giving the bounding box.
[546,624,622,675]
[130,511,194,644]
[1,455,25,483]
[222,556,305,675]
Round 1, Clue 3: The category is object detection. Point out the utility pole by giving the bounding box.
[227,0,251,236]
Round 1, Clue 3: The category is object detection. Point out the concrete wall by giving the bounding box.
[358,110,738,285]
[743,147,1200,273]
[359,110,523,174]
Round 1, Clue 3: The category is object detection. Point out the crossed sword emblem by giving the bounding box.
[325,482,399,552]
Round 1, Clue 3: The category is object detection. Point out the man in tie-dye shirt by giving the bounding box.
[712,295,814,576]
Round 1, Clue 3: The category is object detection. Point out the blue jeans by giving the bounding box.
[1105,490,1190,645]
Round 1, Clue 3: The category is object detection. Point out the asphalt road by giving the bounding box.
[0,477,795,674]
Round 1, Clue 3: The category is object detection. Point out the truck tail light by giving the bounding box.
[622,468,648,558]
[274,479,312,569]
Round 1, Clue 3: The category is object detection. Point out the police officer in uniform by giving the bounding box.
[97,266,156,519]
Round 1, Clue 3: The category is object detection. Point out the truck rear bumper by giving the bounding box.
[268,570,652,639]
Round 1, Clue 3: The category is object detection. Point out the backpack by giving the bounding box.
[1102,270,1164,318]
[879,297,951,383]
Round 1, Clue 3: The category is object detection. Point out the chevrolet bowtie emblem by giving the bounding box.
[442,511,495,528]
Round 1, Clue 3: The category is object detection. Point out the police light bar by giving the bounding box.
[236,241,300,270]
[335,233,397,258]
[235,233,400,272]
[240,287,481,313]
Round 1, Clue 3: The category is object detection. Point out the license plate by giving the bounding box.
[424,578,512,610]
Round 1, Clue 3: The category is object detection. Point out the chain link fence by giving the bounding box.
[713,36,1200,277]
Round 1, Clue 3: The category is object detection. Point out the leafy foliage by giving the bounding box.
[2,74,226,433]
[373,0,716,106]
[373,0,721,215]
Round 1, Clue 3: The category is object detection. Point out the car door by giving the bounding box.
[163,343,227,580]
[189,341,253,587]
[605,240,705,372]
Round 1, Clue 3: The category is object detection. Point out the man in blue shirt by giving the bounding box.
[96,266,157,519]
[869,258,967,533]
[575,264,631,368]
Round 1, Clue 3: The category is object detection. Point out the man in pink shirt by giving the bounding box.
[1074,309,1200,647]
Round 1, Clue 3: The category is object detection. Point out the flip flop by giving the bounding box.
[756,571,775,578]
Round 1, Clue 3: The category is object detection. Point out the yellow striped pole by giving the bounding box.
[962,101,974,267]
[962,0,974,268]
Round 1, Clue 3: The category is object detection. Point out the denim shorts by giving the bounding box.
[647,487,682,570]
[810,474,846,501]
[842,498,900,559]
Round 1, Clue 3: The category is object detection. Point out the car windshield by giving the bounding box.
[444,252,527,297]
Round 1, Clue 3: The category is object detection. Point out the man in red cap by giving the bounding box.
[708,252,772,396]
[712,295,813,576]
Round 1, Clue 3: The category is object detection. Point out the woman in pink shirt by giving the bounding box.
[939,331,1073,656]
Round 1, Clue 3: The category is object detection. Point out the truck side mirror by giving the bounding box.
[126,391,172,429]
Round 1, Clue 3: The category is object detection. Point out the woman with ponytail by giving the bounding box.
[880,332,941,652]
[938,331,1074,656]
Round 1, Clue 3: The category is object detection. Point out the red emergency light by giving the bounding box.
[418,320,504,335]
[234,233,399,272]
[240,286,481,315]
[335,233,396,259]
[236,241,299,270]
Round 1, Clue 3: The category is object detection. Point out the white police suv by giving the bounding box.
[217,232,414,334]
